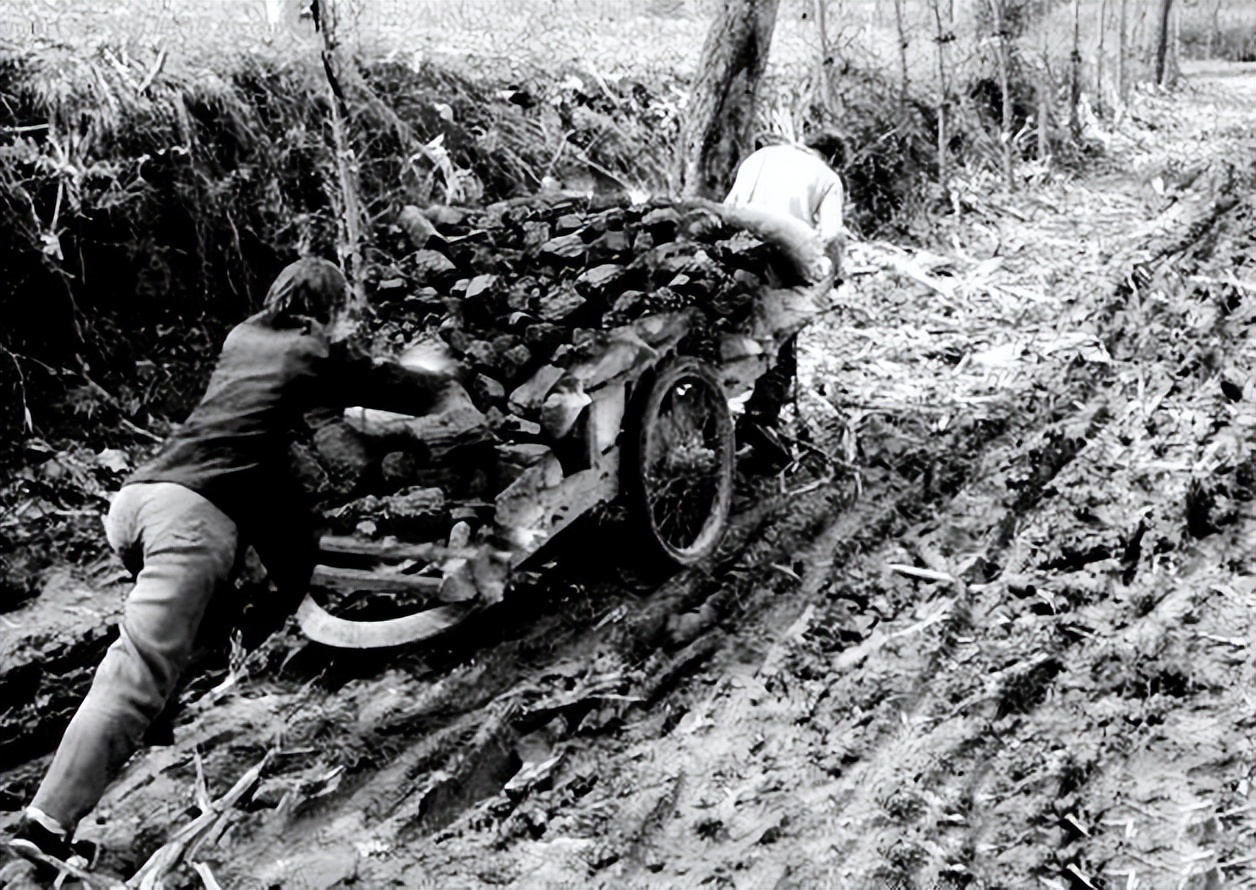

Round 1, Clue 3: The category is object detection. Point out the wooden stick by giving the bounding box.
[310,565,444,594]
[887,563,961,587]
[191,862,224,890]
[318,535,474,563]
[120,417,163,444]
[135,46,167,95]
[128,751,273,889]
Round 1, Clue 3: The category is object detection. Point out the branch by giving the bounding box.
[127,750,274,889]
[0,344,33,433]
[136,46,167,96]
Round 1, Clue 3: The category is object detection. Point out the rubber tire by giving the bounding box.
[624,356,735,568]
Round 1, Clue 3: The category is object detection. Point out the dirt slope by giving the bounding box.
[1,67,1252,890]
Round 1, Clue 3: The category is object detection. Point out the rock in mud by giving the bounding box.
[381,451,423,487]
[538,234,588,266]
[411,250,459,286]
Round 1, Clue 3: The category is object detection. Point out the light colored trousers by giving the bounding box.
[32,483,238,829]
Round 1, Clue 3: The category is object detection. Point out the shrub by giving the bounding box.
[1178,16,1256,63]
[0,40,684,443]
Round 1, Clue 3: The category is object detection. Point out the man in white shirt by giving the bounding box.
[724,133,847,465]
[725,134,846,274]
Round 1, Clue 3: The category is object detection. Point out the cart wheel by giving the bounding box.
[627,357,734,567]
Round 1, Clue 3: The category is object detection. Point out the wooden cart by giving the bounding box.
[297,202,833,649]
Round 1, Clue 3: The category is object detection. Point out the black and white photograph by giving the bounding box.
[0,0,1252,887]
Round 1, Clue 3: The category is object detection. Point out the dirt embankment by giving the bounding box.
[1,69,1252,890]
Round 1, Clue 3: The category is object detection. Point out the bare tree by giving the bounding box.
[1131,0,1152,64]
[892,0,911,105]
[929,0,954,184]
[813,0,833,117]
[1068,0,1083,140]
[1095,0,1108,115]
[678,0,781,198]
[312,0,366,315]
[1154,0,1174,84]
[1038,1,1052,160]
[1206,0,1222,58]
[1171,0,1181,78]
[1116,0,1129,107]
[990,0,1015,188]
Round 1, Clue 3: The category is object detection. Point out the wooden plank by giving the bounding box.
[342,382,490,450]
[317,535,463,564]
[494,455,621,565]
[309,565,443,594]
[296,596,470,649]
[586,382,626,456]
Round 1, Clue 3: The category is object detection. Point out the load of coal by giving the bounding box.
[295,193,798,534]
[366,193,788,415]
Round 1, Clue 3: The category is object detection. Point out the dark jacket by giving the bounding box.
[127,315,446,593]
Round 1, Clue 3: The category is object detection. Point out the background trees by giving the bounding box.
[0,0,1251,438]
[676,0,780,198]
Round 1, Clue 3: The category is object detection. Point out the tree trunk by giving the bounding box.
[1068,0,1082,140]
[1095,0,1108,116]
[678,0,781,199]
[991,0,1014,188]
[892,0,910,105]
[813,0,833,120]
[1038,63,1051,161]
[1038,14,1051,161]
[312,0,367,318]
[929,0,952,185]
[1154,0,1174,85]
[1117,0,1129,107]
[1171,0,1181,79]
[1207,0,1222,58]
[1132,0,1151,64]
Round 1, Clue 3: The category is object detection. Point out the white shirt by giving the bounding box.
[724,144,845,244]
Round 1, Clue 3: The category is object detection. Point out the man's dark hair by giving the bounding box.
[261,258,346,327]
[804,130,846,169]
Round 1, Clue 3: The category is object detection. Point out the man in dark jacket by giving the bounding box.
[9,258,451,867]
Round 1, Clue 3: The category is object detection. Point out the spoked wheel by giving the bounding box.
[627,357,735,567]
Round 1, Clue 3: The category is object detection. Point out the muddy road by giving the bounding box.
[1,68,1252,890]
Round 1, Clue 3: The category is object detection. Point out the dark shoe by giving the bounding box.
[8,816,72,864]
[7,816,96,877]
[741,421,792,470]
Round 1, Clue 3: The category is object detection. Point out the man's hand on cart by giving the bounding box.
[398,338,475,402]
[399,338,463,378]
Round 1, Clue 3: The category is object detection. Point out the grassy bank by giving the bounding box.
[0,43,682,443]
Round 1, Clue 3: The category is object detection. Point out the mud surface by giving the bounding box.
[0,69,1252,890]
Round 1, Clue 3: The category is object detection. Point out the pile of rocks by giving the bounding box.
[297,193,816,546]
[371,193,799,413]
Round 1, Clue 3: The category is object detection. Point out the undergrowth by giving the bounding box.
[0,44,682,443]
[0,19,1234,447]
